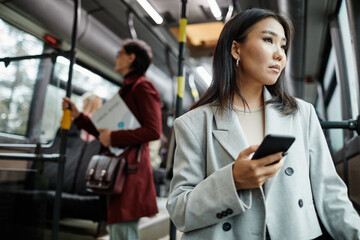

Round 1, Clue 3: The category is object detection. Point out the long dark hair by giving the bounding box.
[191,8,298,115]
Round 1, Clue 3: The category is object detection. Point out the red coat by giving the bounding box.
[74,73,162,223]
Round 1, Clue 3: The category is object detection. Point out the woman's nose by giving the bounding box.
[273,45,285,60]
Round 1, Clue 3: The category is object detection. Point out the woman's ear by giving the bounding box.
[128,53,136,64]
[231,40,240,60]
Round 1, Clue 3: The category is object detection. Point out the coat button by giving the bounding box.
[216,213,223,219]
[222,222,231,231]
[285,167,294,176]
[226,208,233,215]
[298,199,303,208]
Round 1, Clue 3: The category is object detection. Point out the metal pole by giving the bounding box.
[175,0,187,118]
[170,1,187,239]
[51,0,80,239]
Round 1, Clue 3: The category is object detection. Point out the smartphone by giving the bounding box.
[252,134,295,160]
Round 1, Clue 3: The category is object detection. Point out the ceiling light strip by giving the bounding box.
[136,0,163,24]
[207,0,222,20]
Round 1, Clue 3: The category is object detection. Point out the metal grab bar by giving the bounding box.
[0,51,71,67]
[0,153,59,162]
[320,115,360,135]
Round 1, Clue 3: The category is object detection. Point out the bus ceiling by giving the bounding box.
[1,0,341,104]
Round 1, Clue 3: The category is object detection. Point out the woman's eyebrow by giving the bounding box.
[261,30,287,42]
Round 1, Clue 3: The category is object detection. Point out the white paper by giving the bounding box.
[90,93,140,155]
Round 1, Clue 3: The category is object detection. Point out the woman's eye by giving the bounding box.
[264,38,273,43]
[281,45,288,50]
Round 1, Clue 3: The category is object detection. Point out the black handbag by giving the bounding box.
[85,146,142,195]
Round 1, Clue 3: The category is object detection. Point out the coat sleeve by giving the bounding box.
[166,116,252,232]
[73,113,99,137]
[110,81,162,147]
[308,104,360,239]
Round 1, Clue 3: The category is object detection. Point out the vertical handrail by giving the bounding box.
[175,0,187,119]
[51,0,81,239]
[169,1,187,239]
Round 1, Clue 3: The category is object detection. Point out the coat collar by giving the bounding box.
[212,87,293,197]
[123,72,142,85]
[212,104,248,160]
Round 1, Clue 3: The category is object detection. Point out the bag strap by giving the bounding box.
[126,145,143,173]
[136,144,143,163]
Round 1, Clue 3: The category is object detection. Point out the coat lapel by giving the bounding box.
[212,105,249,161]
[211,89,293,198]
[263,88,293,198]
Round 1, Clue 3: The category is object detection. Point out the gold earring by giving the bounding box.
[236,58,239,67]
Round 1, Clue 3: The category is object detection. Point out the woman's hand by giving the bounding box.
[62,97,80,119]
[232,145,284,190]
[98,128,112,147]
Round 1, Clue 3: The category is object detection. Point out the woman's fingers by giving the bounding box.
[258,152,284,167]
[233,147,285,189]
[62,97,80,119]
[238,145,259,160]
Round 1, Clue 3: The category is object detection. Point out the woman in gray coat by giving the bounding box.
[166,8,360,240]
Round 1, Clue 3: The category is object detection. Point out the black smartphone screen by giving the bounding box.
[252,134,295,160]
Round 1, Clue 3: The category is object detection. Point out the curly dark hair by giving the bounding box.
[122,38,153,76]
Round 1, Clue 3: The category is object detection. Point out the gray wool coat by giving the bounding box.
[166,88,360,240]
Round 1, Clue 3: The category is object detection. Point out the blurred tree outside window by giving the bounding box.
[0,18,43,136]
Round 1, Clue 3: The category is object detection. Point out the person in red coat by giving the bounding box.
[63,38,162,240]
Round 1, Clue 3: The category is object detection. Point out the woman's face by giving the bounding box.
[233,17,287,88]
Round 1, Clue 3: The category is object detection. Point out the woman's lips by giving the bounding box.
[269,65,280,73]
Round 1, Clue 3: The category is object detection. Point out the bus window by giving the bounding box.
[321,47,344,153]
[322,0,360,153]
[53,57,118,100]
[338,0,359,118]
[0,18,119,142]
[327,85,344,152]
[0,18,43,137]
[40,56,119,142]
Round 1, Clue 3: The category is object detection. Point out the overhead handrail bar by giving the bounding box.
[0,51,71,67]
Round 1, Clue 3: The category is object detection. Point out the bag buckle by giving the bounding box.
[98,169,107,186]
[86,168,95,185]
[88,168,95,177]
